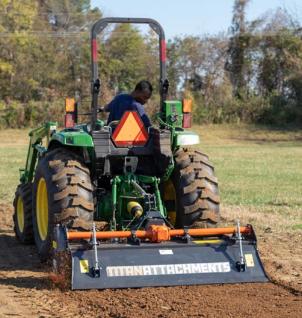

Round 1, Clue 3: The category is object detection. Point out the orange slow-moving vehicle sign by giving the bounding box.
[112,111,149,147]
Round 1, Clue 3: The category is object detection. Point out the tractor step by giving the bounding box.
[53,224,268,290]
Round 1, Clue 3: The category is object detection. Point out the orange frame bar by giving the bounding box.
[67,226,250,241]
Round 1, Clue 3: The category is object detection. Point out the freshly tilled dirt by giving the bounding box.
[0,203,301,317]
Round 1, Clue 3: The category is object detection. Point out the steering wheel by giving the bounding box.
[108,120,119,126]
[108,120,120,130]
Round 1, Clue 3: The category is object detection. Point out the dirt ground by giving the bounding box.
[0,203,301,318]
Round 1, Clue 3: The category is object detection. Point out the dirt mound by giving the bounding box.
[0,203,13,231]
[0,203,301,317]
[260,233,302,293]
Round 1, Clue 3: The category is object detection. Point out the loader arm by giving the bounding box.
[20,122,57,183]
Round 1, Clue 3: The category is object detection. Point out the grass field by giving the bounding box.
[0,125,301,231]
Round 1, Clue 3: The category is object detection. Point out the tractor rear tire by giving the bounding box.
[13,183,34,244]
[169,148,220,228]
[32,148,94,261]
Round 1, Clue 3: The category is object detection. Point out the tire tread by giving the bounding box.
[173,148,220,227]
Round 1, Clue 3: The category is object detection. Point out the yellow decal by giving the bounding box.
[245,254,255,267]
[193,239,222,244]
[80,260,89,273]
[52,240,57,249]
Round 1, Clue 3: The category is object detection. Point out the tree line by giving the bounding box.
[0,0,301,128]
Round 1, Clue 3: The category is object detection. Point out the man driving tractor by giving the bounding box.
[105,80,153,128]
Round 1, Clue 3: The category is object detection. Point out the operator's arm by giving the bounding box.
[104,98,114,112]
[133,102,151,128]
[105,95,120,124]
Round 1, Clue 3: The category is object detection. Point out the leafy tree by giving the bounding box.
[1,0,302,127]
[100,23,151,93]
[0,0,38,100]
[225,0,250,98]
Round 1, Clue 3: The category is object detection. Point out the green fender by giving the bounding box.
[50,129,94,147]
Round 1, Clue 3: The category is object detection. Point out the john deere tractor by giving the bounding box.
[22,18,272,289]
[14,18,219,266]
[13,18,269,290]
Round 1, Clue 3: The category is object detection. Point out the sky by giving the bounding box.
[91,0,302,39]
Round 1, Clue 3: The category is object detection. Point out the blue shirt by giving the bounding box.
[106,94,151,128]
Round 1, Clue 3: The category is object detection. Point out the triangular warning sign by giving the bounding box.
[112,111,149,147]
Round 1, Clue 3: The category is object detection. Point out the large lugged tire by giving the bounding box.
[165,148,220,228]
[13,183,34,244]
[32,148,94,261]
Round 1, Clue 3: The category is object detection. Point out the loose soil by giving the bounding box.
[0,203,301,318]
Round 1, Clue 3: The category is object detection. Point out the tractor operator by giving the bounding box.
[105,80,152,128]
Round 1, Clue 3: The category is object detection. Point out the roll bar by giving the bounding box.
[90,17,169,130]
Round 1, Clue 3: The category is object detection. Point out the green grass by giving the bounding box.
[192,125,302,213]
[0,129,29,203]
[205,143,302,207]
[0,125,302,222]
[292,224,302,230]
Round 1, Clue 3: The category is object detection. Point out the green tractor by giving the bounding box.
[13,18,267,289]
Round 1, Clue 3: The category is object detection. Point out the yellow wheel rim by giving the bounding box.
[163,179,177,225]
[16,196,24,233]
[36,178,48,241]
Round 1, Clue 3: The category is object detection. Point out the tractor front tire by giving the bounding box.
[32,148,94,261]
[13,183,34,244]
[170,148,220,228]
